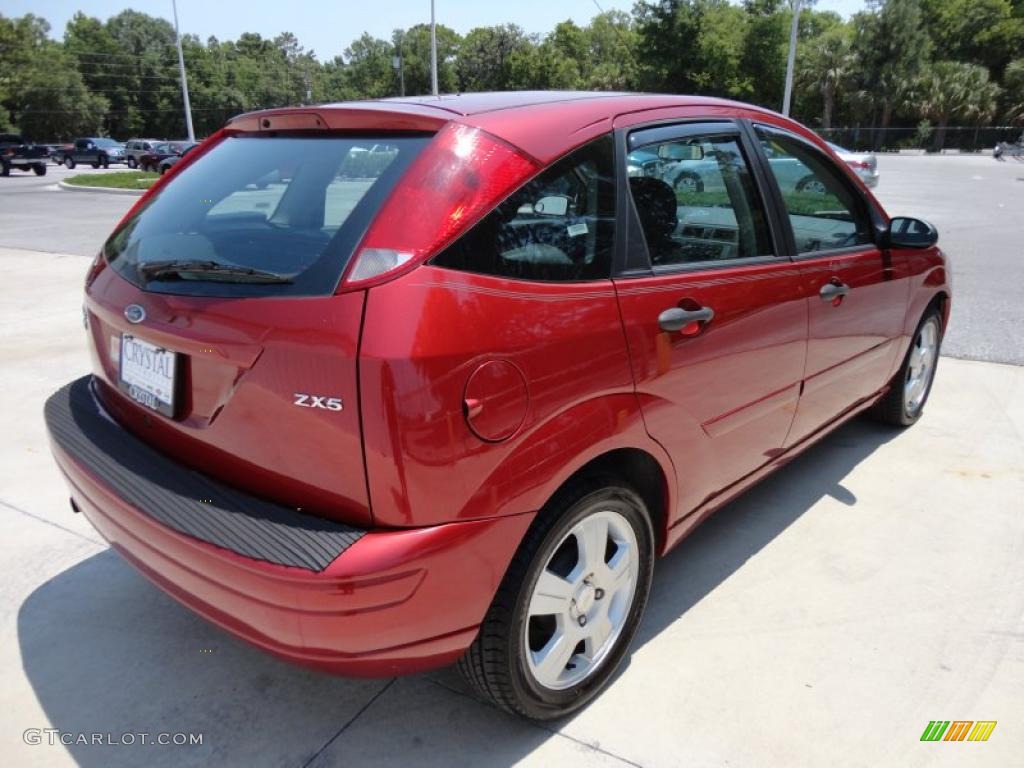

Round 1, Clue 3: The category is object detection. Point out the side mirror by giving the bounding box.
[884,217,938,248]
[533,195,570,217]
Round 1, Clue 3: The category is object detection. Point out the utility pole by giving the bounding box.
[782,0,800,116]
[430,0,439,97]
[171,0,195,141]
[393,32,405,97]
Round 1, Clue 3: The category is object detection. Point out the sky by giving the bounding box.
[10,0,869,62]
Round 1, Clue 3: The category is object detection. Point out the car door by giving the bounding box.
[613,121,808,520]
[74,139,92,162]
[752,125,909,446]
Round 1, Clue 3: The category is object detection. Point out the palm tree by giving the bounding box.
[801,29,855,130]
[915,61,999,151]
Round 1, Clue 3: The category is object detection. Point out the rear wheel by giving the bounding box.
[91,160,100,169]
[64,157,76,169]
[459,477,654,720]
[871,308,942,427]
[127,156,137,169]
[33,163,46,176]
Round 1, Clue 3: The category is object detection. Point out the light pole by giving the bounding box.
[430,0,439,97]
[782,0,800,116]
[171,0,195,141]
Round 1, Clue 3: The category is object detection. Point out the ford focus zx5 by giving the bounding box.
[45,92,950,720]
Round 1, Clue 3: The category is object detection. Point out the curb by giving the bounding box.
[57,180,147,196]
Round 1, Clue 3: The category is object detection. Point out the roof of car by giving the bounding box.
[231,91,794,164]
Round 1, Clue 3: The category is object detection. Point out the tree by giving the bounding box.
[853,0,932,148]
[393,24,460,96]
[0,14,107,139]
[916,60,1000,149]
[342,33,395,99]
[739,0,787,108]
[456,25,533,92]
[1003,58,1024,123]
[799,26,855,128]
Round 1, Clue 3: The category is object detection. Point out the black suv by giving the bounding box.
[0,134,48,176]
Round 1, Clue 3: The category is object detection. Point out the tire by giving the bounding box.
[796,174,828,195]
[159,164,167,175]
[870,307,943,427]
[127,156,137,169]
[672,171,704,194]
[33,163,46,176]
[0,160,9,177]
[458,476,655,720]
[91,160,100,169]
[100,155,109,169]
[65,156,75,169]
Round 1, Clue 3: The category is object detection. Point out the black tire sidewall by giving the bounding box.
[506,485,654,720]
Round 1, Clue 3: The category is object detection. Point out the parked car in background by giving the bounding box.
[125,139,161,169]
[45,92,949,722]
[63,137,126,169]
[139,141,194,172]
[826,142,879,188]
[156,142,199,174]
[0,133,49,176]
[49,143,72,165]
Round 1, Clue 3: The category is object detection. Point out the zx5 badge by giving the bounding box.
[293,393,343,411]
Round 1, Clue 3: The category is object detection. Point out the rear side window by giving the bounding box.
[105,134,428,297]
[432,135,616,282]
[756,128,873,253]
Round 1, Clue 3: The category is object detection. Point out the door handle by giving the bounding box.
[658,306,715,333]
[819,281,850,302]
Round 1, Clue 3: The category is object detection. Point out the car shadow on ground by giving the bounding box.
[17,418,897,768]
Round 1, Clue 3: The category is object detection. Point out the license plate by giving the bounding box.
[119,333,177,416]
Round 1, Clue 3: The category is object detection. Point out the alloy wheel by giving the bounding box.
[524,509,639,690]
[904,316,939,415]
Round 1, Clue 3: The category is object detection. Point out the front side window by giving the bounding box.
[756,128,873,254]
[104,134,429,297]
[626,135,772,267]
[432,135,616,282]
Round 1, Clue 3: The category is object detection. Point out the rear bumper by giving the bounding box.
[45,377,532,676]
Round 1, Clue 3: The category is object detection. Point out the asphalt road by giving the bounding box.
[1,154,1021,364]
[871,154,1024,365]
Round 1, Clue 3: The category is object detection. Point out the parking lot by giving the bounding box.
[1,155,1022,767]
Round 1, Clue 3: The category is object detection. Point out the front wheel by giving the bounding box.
[127,156,137,169]
[64,157,75,169]
[871,308,942,427]
[672,171,704,194]
[33,163,46,176]
[100,156,109,169]
[796,174,828,195]
[459,478,654,720]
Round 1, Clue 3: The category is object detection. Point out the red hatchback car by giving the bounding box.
[45,92,949,720]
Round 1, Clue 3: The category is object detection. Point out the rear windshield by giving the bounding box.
[104,134,428,297]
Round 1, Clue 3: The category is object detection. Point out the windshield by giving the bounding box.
[95,138,120,147]
[104,134,429,297]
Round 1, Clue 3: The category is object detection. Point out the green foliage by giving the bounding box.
[64,170,157,188]
[0,2,1020,144]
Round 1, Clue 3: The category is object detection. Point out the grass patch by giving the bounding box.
[64,171,158,190]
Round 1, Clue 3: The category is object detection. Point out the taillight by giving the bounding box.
[341,123,540,289]
[846,160,869,170]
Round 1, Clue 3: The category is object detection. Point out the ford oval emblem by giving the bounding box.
[124,304,146,324]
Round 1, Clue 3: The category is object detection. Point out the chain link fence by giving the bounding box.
[816,126,1024,153]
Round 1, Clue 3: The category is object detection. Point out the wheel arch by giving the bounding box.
[546,447,672,555]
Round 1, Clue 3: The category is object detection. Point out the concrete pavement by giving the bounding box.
[1,246,1021,767]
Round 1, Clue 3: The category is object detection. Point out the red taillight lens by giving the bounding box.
[846,160,869,170]
[341,123,540,289]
